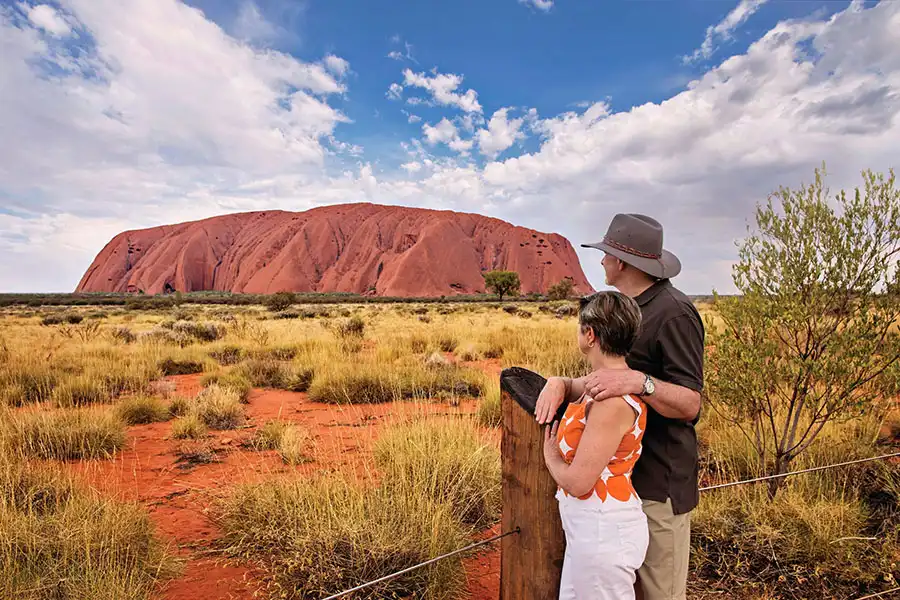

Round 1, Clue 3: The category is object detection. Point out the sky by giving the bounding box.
[0,0,898,295]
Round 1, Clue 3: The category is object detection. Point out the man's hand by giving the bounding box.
[583,368,644,402]
[543,421,562,467]
[535,377,567,424]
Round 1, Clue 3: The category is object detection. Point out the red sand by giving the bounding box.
[75,202,593,298]
[66,371,503,600]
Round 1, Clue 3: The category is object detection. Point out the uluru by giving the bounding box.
[75,203,595,297]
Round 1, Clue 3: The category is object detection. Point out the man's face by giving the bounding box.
[601,252,621,286]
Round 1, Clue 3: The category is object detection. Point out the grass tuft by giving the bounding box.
[170,415,207,440]
[219,476,467,599]
[0,408,126,460]
[115,396,171,425]
[0,456,176,599]
[374,419,500,528]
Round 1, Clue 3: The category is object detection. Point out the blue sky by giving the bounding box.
[0,0,898,294]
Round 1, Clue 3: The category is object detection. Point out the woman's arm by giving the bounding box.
[534,376,588,423]
[543,398,636,498]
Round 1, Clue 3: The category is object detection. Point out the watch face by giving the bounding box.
[644,377,654,395]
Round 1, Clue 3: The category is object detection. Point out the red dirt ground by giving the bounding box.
[67,366,505,600]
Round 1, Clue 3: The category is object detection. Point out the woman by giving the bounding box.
[541,291,649,599]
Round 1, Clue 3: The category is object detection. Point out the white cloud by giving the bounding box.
[25,4,71,36]
[387,40,416,62]
[3,0,900,297]
[422,118,475,155]
[401,68,482,113]
[0,0,347,222]
[324,54,350,77]
[448,137,474,154]
[232,0,278,44]
[402,110,421,124]
[422,118,459,145]
[519,0,553,12]
[477,108,526,158]
[686,0,769,62]
[386,82,403,100]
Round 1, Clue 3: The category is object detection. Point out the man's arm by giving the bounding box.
[584,314,705,422]
[642,377,701,421]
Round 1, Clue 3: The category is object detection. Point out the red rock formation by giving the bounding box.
[75,203,595,297]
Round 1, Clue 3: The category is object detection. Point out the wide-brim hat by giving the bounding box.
[582,213,681,280]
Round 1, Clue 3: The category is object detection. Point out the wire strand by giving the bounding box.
[320,527,520,600]
[321,452,900,599]
[853,586,900,600]
[699,452,900,492]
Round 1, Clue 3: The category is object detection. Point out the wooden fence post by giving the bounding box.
[500,368,566,600]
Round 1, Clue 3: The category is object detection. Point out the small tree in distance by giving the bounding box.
[547,277,575,301]
[267,291,297,312]
[706,166,900,499]
[482,271,521,302]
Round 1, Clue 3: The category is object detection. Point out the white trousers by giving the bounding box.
[557,494,649,600]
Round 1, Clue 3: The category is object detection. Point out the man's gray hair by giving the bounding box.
[577,292,642,357]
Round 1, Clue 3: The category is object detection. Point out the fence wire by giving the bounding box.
[322,451,900,599]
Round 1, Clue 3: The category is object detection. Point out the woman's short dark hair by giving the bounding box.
[577,292,642,357]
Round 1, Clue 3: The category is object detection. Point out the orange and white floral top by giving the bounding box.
[556,394,647,503]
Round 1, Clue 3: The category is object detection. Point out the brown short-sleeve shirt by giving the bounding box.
[627,279,704,515]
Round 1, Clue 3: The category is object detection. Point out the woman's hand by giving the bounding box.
[535,377,567,425]
[543,420,562,467]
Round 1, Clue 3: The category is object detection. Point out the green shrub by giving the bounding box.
[266,291,296,312]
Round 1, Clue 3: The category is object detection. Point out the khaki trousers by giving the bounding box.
[637,499,691,600]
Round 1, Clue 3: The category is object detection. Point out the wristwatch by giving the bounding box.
[641,374,656,396]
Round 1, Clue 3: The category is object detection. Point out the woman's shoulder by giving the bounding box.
[584,395,639,423]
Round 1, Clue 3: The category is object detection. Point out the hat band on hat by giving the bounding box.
[603,237,661,260]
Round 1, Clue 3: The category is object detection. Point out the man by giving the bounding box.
[535,213,704,600]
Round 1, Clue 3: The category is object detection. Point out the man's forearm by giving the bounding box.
[562,376,587,402]
[646,378,701,421]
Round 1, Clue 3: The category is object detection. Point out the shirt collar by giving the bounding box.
[634,279,671,307]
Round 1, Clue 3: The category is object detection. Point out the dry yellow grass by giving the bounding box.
[0,453,177,599]
[0,300,897,599]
